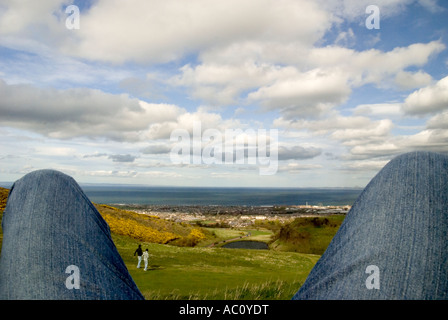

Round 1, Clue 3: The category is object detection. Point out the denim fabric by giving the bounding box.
[0,169,144,300]
[293,152,448,299]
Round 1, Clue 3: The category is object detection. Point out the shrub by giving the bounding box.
[0,188,9,213]
[173,228,207,247]
[102,213,179,244]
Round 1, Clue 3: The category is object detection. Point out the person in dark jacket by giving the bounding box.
[134,245,143,268]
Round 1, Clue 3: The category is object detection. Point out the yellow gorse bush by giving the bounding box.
[0,188,9,213]
[188,228,206,242]
[102,213,179,244]
[96,204,210,247]
[173,228,207,247]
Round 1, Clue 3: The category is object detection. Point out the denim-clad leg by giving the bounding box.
[293,151,448,300]
[0,169,144,300]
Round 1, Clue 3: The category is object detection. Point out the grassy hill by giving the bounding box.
[270,215,345,254]
[96,204,210,247]
[0,188,337,299]
[114,233,319,299]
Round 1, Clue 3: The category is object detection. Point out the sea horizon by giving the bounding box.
[78,184,363,207]
[0,182,363,207]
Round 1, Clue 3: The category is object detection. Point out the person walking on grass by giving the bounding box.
[134,244,143,269]
[143,249,149,271]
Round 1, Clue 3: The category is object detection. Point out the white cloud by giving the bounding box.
[334,28,356,47]
[353,103,403,119]
[247,68,351,118]
[82,169,183,180]
[331,119,394,144]
[341,159,390,171]
[398,129,448,153]
[394,70,433,90]
[0,79,185,141]
[308,41,445,87]
[426,111,448,129]
[402,76,448,115]
[273,114,378,134]
[0,40,133,88]
[333,118,448,160]
[171,61,286,106]
[277,162,323,174]
[0,0,67,36]
[140,144,173,155]
[416,0,446,13]
[348,142,400,159]
[62,0,333,64]
[171,40,444,118]
[0,77,257,148]
[108,154,137,163]
[277,146,322,161]
[33,146,77,157]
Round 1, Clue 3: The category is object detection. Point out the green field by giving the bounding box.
[0,187,343,300]
[114,233,320,300]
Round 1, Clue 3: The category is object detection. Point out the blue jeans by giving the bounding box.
[293,151,448,299]
[0,170,144,300]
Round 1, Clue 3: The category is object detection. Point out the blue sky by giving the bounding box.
[0,0,447,187]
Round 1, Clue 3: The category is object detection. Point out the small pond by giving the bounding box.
[221,240,269,250]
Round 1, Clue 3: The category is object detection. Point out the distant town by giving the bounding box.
[116,204,352,228]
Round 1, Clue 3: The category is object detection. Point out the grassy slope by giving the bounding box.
[0,188,322,299]
[114,233,319,299]
[270,215,345,255]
